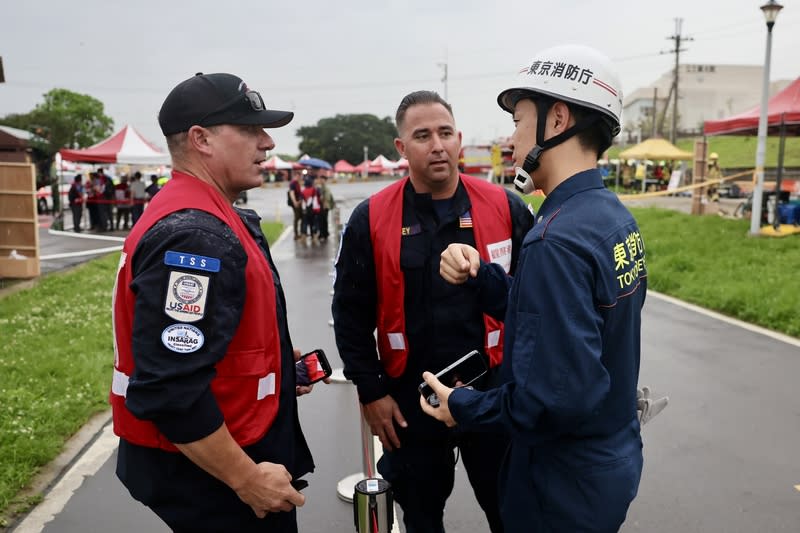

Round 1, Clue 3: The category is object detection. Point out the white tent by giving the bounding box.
[261,155,300,170]
[59,125,170,166]
[371,154,399,170]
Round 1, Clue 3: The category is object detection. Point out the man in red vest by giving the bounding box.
[111,72,316,532]
[332,90,534,532]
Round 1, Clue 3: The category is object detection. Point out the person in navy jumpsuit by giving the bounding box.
[422,45,647,532]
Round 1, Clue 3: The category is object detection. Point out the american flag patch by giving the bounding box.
[459,210,473,228]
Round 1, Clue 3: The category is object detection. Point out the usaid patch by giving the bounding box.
[164,271,209,322]
[486,238,513,274]
[161,324,205,353]
[164,251,220,272]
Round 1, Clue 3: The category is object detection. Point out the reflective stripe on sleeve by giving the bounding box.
[112,368,130,397]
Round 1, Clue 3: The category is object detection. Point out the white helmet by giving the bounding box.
[497,44,623,193]
[498,44,623,136]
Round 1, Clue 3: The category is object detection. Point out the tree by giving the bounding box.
[0,88,114,193]
[297,114,397,164]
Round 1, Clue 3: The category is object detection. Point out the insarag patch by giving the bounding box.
[161,324,205,353]
[164,271,210,322]
[164,250,221,272]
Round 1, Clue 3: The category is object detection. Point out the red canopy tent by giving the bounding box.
[353,160,384,175]
[333,159,356,173]
[704,77,800,198]
[59,125,170,165]
[704,77,800,136]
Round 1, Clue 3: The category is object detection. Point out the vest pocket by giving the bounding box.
[215,348,268,376]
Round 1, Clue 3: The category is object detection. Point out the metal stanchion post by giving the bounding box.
[336,405,377,503]
[353,478,394,533]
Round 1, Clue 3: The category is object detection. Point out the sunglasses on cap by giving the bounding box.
[196,90,266,126]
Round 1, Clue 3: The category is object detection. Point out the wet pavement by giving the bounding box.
[8,180,800,532]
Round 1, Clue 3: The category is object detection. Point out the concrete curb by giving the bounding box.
[3,410,112,531]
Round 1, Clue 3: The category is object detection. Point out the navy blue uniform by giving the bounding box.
[333,179,534,532]
[450,169,646,532]
[116,208,313,533]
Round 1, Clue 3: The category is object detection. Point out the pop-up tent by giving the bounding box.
[333,159,356,173]
[619,138,693,161]
[261,155,301,170]
[59,125,170,165]
[704,77,800,200]
[704,77,800,136]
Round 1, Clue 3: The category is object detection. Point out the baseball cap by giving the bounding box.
[158,72,293,136]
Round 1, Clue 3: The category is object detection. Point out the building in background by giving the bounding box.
[622,64,792,143]
[0,125,36,164]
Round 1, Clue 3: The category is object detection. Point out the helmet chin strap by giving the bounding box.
[514,99,602,194]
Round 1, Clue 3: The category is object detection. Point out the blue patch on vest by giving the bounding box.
[164,251,220,273]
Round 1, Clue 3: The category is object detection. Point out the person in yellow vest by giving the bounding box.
[333,90,534,532]
[707,152,722,202]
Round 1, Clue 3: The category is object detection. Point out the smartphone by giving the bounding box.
[418,350,487,407]
[291,478,309,491]
[295,349,332,386]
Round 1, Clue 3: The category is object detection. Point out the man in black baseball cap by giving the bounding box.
[158,72,293,135]
[112,74,318,532]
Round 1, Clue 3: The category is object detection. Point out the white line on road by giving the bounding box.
[47,229,126,243]
[13,423,118,533]
[40,245,123,261]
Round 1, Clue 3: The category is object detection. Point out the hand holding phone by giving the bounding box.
[418,350,487,407]
[295,349,332,386]
[290,478,309,491]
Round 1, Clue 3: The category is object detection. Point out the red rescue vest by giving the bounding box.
[369,174,512,378]
[111,171,282,451]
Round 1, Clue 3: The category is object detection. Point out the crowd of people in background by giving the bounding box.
[287,169,335,243]
[67,168,161,233]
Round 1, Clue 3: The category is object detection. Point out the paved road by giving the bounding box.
[11,180,800,532]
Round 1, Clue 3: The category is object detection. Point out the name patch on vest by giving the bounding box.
[486,238,512,273]
[164,271,209,322]
[161,324,205,353]
[401,224,421,236]
[164,250,221,272]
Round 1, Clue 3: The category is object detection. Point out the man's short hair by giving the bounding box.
[395,90,453,134]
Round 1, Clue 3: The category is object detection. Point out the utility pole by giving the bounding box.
[651,87,658,138]
[664,18,692,144]
[438,49,448,101]
[0,56,5,83]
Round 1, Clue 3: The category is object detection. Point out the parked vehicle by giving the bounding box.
[36,184,71,214]
[717,182,743,199]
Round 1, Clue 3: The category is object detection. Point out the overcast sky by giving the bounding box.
[2,0,798,158]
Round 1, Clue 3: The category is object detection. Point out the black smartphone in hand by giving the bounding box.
[295,349,332,386]
[291,478,309,491]
[418,350,487,406]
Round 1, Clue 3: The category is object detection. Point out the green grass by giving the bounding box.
[0,254,119,519]
[607,135,800,169]
[631,208,800,337]
[517,194,800,337]
[0,221,283,524]
[261,221,284,244]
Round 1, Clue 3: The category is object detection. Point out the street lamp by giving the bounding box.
[750,0,783,235]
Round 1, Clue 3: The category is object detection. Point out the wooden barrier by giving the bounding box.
[0,162,40,278]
